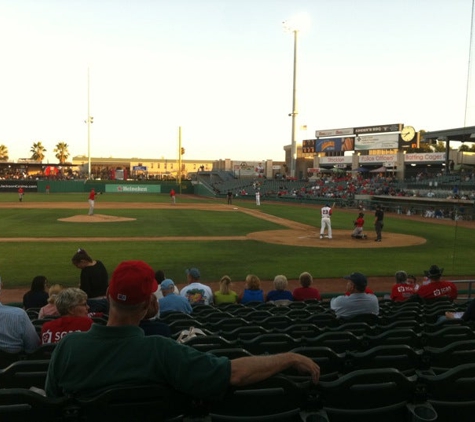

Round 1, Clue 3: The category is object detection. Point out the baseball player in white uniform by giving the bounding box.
[320,203,332,239]
[255,189,261,206]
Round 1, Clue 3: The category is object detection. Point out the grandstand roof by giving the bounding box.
[423,126,475,143]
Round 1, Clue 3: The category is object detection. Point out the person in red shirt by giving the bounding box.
[416,265,457,301]
[88,188,96,215]
[18,187,24,202]
[293,272,321,301]
[351,212,367,239]
[170,189,176,204]
[390,270,416,302]
[41,288,94,344]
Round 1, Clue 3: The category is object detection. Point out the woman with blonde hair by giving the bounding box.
[38,284,64,318]
[40,288,94,344]
[239,274,264,304]
[214,275,238,305]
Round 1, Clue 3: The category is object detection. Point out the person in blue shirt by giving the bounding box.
[159,279,193,315]
[239,274,265,304]
[1,280,40,354]
[266,275,293,302]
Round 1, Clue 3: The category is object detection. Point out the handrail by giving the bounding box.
[449,279,475,299]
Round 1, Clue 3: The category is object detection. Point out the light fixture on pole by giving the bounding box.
[283,13,310,179]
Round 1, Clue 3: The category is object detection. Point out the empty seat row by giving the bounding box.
[2,365,475,422]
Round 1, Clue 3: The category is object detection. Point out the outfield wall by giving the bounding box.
[0,180,193,194]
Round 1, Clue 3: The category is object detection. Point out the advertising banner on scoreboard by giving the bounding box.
[314,137,355,152]
[355,133,399,150]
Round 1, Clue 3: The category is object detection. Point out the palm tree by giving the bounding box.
[0,144,8,161]
[54,142,70,164]
[30,142,47,162]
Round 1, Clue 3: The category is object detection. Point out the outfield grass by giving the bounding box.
[0,193,473,288]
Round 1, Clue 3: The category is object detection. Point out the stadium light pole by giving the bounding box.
[85,67,94,179]
[283,14,310,179]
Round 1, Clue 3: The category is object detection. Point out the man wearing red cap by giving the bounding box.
[46,260,320,399]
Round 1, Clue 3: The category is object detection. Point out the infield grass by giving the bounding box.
[0,193,473,288]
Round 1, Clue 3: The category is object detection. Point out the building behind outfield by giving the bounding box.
[1,124,474,182]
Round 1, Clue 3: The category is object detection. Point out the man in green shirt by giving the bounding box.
[46,260,320,399]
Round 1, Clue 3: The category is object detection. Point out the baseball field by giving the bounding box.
[0,192,473,300]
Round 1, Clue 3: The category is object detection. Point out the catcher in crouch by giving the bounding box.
[351,212,367,239]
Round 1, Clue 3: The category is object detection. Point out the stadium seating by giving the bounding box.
[0,350,20,369]
[208,375,312,421]
[289,346,346,381]
[305,331,362,353]
[217,325,271,341]
[362,328,423,349]
[315,368,432,422]
[422,325,475,348]
[0,360,49,389]
[417,363,475,422]
[240,333,300,355]
[422,340,475,373]
[343,344,424,375]
[74,383,198,422]
[0,388,71,422]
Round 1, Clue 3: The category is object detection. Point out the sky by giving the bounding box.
[0,0,474,164]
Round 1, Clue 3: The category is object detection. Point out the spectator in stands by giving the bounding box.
[45,260,320,398]
[415,265,457,301]
[139,295,171,337]
[330,272,379,318]
[390,271,416,302]
[38,284,64,318]
[180,267,214,305]
[23,275,49,309]
[71,248,109,313]
[0,279,40,353]
[293,272,321,301]
[445,300,475,322]
[41,288,95,344]
[159,279,193,315]
[266,275,293,302]
[407,274,419,291]
[214,275,238,305]
[239,274,265,304]
[153,270,179,299]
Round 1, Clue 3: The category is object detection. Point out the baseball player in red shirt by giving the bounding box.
[351,212,367,239]
[88,189,96,216]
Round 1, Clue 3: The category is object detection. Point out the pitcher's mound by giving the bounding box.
[58,214,136,223]
[247,229,425,248]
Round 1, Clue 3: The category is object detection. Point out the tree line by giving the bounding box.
[0,142,70,163]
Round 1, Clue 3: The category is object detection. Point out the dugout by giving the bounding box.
[372,195,474,220]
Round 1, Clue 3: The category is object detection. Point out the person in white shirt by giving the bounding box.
[320,203,332,239]
[180,268,214,305]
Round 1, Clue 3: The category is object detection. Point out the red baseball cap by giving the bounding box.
[108,260,157,305]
